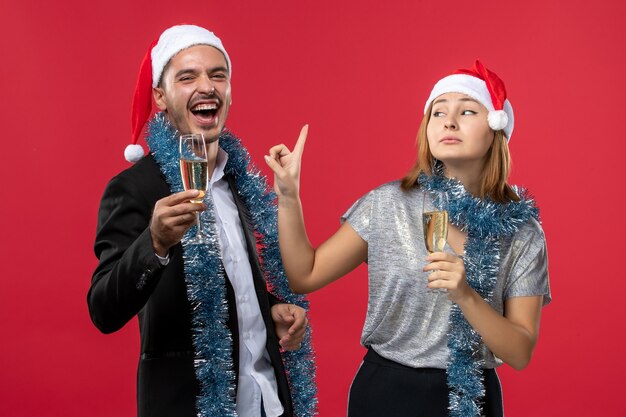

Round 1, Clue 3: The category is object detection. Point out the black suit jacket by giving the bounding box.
[88,155,293,417]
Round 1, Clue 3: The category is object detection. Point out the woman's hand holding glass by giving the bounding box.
[423,252,472,302]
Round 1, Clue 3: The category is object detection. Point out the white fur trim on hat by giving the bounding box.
[424,73,515,140]
[151,24,231,88]
[124,144,145,162]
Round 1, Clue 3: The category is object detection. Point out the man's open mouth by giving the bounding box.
[191,102,219,124]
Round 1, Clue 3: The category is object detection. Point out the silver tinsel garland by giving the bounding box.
[147,113,317,417]
[418,163,539,417]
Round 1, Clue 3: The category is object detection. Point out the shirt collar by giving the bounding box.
[211,146,229,184]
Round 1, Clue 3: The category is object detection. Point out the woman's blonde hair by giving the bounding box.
[400,102,519,203]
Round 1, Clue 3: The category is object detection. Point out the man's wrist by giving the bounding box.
[155,251,170,266]
[151,231,168,257]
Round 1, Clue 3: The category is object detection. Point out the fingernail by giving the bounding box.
[264,155,270,162]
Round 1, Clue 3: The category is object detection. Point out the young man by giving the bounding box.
[88,24,316,417]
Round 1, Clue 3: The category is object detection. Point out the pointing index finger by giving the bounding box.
[292,124,308,157]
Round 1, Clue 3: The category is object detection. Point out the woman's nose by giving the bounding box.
[444,115,457,130]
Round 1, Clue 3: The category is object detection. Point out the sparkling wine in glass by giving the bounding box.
[423,210,448,253]
[179,133,209,244]
[422,191,449,293]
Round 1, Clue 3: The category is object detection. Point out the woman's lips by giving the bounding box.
[440,136,461,144]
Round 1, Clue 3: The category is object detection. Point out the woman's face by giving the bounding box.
[426,92,494,167]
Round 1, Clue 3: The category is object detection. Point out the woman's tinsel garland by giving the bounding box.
[147,113,317,417]
[418,164,539,417]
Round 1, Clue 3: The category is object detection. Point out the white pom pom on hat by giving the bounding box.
[487,110,508,131]
[424,60,515,141]
[125,24,231,163]
[124,144,145,163]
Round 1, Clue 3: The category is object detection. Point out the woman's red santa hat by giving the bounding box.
[424,60,515,141]
[125,24,231,162]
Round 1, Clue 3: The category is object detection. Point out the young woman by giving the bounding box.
[264,61,551,417]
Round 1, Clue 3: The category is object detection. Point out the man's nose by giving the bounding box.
[197,75,215,94]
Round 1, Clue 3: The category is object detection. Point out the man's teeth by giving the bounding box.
[192,103,218,111]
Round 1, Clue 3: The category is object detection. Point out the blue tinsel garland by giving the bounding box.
[147,113,318,417]
[418,165,539,417]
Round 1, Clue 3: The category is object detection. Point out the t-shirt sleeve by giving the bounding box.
[340,191,375,243]
[505,220,552,306]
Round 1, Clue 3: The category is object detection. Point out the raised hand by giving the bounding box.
[264,125,308,199]
[149,190,207,256]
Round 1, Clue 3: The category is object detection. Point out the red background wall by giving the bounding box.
[1,1,624,416]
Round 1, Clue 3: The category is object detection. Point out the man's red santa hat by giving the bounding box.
[125,24,231,162]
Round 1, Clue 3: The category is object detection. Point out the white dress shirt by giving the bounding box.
[210,147,284,417]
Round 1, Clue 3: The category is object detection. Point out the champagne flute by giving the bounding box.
[422,191,449,293]
[179,133,209,244]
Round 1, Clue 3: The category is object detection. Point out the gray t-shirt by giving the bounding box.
[342,181,551,369]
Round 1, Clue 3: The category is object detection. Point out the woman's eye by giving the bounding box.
[462,110,477,115]
[433,111,444,117]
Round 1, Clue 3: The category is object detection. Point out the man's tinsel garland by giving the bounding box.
[418,164,539,417]
[147,113,317,417]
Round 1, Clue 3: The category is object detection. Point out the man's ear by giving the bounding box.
[153,87,167,111]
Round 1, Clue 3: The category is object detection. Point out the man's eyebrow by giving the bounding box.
[210,66,229,73]
[174,68,198,78]
[174,66,229,78]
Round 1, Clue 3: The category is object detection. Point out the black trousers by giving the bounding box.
[348,349,503,417]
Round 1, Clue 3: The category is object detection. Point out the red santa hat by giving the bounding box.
[424,60,514,141]
[125,24,231,162]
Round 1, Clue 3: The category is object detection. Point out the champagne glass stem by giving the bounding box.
[195,211,203,240]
